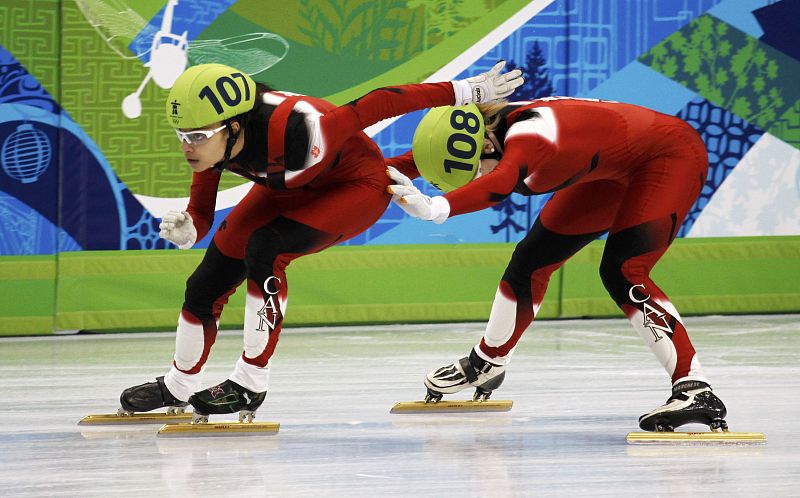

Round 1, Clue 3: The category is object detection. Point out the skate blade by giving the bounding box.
[157,421,280,437]
[626,431,766,444]
[390,400,512,414]
[78,412,192,425]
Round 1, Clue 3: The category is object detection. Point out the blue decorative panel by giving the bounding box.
[677,97,764,236]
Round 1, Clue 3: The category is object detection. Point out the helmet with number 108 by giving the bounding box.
[412,104,485,192]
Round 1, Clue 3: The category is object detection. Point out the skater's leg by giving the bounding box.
[192,176,390,416]
[600,223,726,430]
[476,219,605,364]
[600,219,707,385]
[601,147,709,386]
[602,141,726,430]
[120,241,245,412]
[478,180,628,364]
[188,218,329,417]
[163,240,246,402]
[232,216,342,392]
[426,181,625,398]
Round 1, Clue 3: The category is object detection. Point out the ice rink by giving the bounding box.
[0,314,797,497]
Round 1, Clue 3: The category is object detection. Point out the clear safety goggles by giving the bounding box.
[175,124,226,145]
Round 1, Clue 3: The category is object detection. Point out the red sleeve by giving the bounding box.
[318,82,455,158]
[185,168,221,241]
[268,82,455,189]
[385,150,420,179]
[444,137,554,217]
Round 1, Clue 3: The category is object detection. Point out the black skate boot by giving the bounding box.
[639,380,728,432]
[424,348,506,402]
[188,380,266,423]
[119,376,188,416]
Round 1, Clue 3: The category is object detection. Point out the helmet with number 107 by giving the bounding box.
[166,63,256,130]
[412,104,485,192]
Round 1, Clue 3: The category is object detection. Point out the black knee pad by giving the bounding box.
[184,241,246,320]
[502,219,603,297]
[244,217,332,288]
[598,255,635,306]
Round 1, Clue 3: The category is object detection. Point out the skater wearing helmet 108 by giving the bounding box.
[119,62,523,423]
[387,96,728,433]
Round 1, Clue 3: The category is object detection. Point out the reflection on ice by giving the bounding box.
[0,315,796,497]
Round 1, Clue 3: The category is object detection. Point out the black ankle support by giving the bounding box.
[156,376,180,405]
[459,357,479,383]
[671,380,710,395]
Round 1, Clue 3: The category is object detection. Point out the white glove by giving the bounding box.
[386,166,450,224]
[452,60,524,105]
[159,210,197,249]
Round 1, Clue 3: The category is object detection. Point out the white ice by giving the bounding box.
[0,314,797,497]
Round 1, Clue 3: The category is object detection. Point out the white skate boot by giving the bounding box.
[424,348,506,402]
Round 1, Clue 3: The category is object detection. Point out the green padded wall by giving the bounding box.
[2,236,797,335]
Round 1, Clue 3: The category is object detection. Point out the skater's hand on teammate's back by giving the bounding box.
[452,60,524,105]
[386,167,450,224]
[159,211,197,249]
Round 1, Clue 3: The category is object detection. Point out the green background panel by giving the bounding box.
[0,256,56,336]
[561,237,800,317]
[768,99,800,149]
[324,0,532,104]
[0,237,795,335]
[200,10,399,104]
[0,0,60,100]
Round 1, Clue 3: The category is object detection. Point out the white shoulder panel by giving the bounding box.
[504,106,558,144]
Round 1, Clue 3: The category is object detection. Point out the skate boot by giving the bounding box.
[118,376,188,416]
[639,380,728,432]
[188,380,266,424]
[424,348,506,402]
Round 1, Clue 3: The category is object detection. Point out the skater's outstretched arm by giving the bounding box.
[269,62,523,189]
[320,61,523,152]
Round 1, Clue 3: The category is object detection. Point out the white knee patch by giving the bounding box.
[243,289,287,358]
[483,286,518,348]
[173,313,205,371]
[629,308,678,377]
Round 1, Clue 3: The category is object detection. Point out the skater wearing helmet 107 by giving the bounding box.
[387,96,727,433]
[119,62,523,423]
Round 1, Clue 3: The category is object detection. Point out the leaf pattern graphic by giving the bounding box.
[639,14,800,131]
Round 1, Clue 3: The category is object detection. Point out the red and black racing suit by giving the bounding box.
[391,97,710,385]
[169,83,456,397]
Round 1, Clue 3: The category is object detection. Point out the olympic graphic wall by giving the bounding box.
[1,0,798,334]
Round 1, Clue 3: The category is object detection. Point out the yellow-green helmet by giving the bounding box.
[412,104,485,192]
[166,63,256,129]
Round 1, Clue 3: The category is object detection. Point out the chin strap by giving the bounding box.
[214,119,242,171]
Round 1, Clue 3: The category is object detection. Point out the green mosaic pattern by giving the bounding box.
[0,0,60,98]
[640,14,800,135]
[61,2,188,196]
[59,2,246,197]
[768,99,800,149]
[230,0,522,102]
[9,1,521,198]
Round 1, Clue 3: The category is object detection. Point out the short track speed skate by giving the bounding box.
[79,376,191,425]
[627,381,765,444]
[391,348,513,414]
[157,380,279,437]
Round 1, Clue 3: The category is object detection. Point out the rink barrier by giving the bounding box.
[0,236,798,335]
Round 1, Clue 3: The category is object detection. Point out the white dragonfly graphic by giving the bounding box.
[75,0,290,118]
